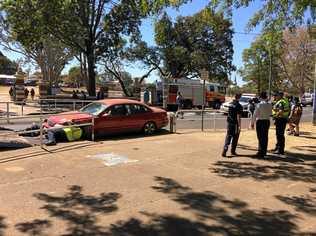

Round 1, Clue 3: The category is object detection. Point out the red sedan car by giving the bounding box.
[44,99,169,136]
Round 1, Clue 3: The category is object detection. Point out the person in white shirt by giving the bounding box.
[251,92,272,158]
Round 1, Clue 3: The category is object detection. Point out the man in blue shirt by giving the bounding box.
[222,93,243,157]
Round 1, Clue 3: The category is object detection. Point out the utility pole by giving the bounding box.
[268,45,272,99]
[313,63,316,125]
[308,25,316,125]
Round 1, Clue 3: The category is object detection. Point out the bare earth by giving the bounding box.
[0,123,315,235]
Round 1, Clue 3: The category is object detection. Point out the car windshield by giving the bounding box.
[80,102,107,116]
[239,96,252,103]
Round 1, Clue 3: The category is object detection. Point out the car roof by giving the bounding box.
[97,98,145,106]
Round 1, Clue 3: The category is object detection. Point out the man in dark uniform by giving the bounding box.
[222,93,243,157]
[272,92,290,155]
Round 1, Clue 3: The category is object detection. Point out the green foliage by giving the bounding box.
[67,66,85,87]
[154,7,234,81]
[239,35,281,93]
[0,51,17,74]
[210,0,315,31]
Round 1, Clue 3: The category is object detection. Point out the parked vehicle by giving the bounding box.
[43,99,169,136]
[155,79,226,110]
[301,93,313,106]
[220,94,256,116]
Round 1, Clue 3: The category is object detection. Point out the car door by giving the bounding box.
[95,104,129,135]
[126,104,152,132]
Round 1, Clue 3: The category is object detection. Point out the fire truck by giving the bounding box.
[155,79,226,110]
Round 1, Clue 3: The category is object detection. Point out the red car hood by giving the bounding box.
[46,111,92,127]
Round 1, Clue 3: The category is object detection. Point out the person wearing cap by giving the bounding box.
[222,93,243,157]
[272,91,290,155]
[251,92,272,158]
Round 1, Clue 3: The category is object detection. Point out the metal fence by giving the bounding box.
[0,111,95,148]
[174,109,253,132]
[0,99,94,124]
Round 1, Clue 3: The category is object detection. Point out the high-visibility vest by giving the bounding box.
[273,99,290,118]
[64,127,83,142]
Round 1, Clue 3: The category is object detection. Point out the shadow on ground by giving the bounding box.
[4,179,316,235]
[14,185,121,236]
[107,177,312,236]
[210,158,316,183]
[275,194,316,216]
[0,216,7,236]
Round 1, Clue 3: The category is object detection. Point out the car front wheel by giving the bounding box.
[143,122,156,135]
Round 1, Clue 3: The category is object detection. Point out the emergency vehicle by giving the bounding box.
[156,79,226,110]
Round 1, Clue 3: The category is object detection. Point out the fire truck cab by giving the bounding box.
[157,79,226,110]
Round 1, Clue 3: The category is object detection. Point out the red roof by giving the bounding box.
[98,98,144,106]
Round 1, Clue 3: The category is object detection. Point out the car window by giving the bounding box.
[209,85,215,92]
[127,104,150,115]
[80,102,107,116]
[108,104,127,116]
[239,96,252,103]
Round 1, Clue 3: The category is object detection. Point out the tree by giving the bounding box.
[239,35,281,93]
[0,51,17,74]
[279,27,316,95]
[0,3,74,92]
[66,66,86,88]
[154,8,234,81]
[210,0,315,31]
[7,0,186,97]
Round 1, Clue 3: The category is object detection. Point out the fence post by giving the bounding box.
[40,117,43,149]
[73,101,76,111]
[21,102,24,116]
[6,102,9,124]
[201,107,204,131]
[91,116,95,141]
[213,112,216,131]
[54,99,57,111]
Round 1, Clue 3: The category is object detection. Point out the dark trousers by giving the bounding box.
[256,120,270,156]
[47,129,67,143]
[275,118,287,153]
[223,123,240,153]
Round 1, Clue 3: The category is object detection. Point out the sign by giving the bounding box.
[200,69,209,81]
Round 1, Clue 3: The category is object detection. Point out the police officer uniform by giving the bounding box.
[272,92,290,155]
[222,98,243,157]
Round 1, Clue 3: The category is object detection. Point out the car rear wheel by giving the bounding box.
[143,122,156,135]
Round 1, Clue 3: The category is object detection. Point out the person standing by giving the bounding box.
[251,92,272,158]
[176,91,184,119]
[222,93,243,157]
[143,88,150,104]
[248,99,255,118]
[24,88,29,100]
[288,97,303,136]
[272,92,290,155]
[30,88,35,100]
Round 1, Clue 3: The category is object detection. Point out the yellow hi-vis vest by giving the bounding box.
[273,98,290,118]
[64,127,83,142]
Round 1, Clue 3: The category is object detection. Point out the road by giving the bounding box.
[176,106,313,130]
[0,107,313,132]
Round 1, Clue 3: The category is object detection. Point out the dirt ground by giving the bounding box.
[0,123,315,235]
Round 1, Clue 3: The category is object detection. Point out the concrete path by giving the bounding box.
[0,124,315,235]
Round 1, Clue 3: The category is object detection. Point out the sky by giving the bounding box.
[0,0,263,85]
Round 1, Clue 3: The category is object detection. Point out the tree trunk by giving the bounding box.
[87,51,96,97]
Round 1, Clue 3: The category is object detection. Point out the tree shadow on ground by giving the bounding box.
[106,176,311,236]
[210,160,316,183]
[15,185,121,236]
[275,195,316,216]
[0,216,7,236]
[106,176,305,235]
